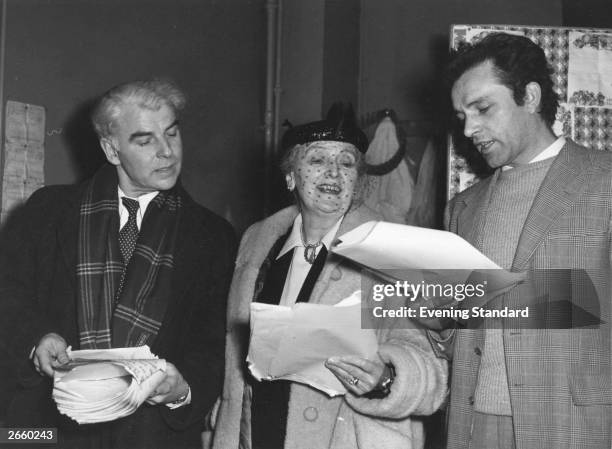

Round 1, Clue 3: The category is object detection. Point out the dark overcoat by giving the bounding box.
[0,170,237,449]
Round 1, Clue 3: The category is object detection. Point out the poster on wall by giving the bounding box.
[448,24,612,199]
[1,100,45,223]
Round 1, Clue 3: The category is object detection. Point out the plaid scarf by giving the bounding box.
[76,164,182,349]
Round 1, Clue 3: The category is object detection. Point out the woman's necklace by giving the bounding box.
[300,225,322,264]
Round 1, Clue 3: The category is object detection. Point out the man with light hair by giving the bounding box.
[1,79,236,448]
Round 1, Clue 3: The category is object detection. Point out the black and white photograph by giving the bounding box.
[0,1,610,448]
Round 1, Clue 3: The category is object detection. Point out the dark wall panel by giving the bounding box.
[359,0,563,121]
[322,0,360,114]
[563,0,612,28]
[3,0,266,231]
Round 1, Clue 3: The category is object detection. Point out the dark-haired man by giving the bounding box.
[0,80,237,448]
[435,33,611,449]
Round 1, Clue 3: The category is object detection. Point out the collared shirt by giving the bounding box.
[117,187,159,230]
[501,136,566,171]
[276,214,343,306]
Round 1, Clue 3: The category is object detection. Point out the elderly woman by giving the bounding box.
[211,104,447,449]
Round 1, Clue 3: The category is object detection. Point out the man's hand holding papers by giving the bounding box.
[52,346,167,424]
[32,332,70,377]
[145,361,190,406]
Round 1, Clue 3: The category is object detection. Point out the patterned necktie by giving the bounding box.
[119,197,140,264]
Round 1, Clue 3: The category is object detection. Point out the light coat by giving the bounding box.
[210,204,448,449]
[443,140,612,449]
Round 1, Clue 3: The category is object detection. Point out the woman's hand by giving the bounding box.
[325,355,386,395]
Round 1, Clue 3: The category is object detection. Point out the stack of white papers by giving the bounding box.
[52,346,166,424]
[247,292,378,396]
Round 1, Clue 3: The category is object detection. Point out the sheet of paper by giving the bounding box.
[331,221,526,297]
[333,221,500,270]
[66,345,156,360]
[1,101,45,223]
[247,292,378,396]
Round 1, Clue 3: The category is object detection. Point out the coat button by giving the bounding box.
[303,406,318,422]
[330,268,342,281]
[474,347,482,356]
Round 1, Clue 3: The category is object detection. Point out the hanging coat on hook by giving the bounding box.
[362,117,414,224]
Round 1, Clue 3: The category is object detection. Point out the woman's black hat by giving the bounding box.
[281,102,368,154]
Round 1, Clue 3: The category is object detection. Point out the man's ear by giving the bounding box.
[524,82,542,114]
[100,138,120,166]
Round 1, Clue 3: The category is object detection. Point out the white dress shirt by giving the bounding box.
[276,214,343,306]
[502,136,566,171]
[117,187,159,230]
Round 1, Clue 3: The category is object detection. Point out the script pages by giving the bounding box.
[331,221,524,290]
[52,346,166,424]
[247,291,378,396]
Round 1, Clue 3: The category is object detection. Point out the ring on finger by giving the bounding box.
[348,376,359,386]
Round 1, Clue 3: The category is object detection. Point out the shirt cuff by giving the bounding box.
[165,386,192,409]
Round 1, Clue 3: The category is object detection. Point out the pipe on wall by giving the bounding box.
[272,0,283,154]
[0,0,7,203]
[263,0,279,215]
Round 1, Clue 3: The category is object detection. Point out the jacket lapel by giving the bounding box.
[511,141,592,270]
[166,200,209,318]
[147,195,210,350]
[454,171,499,250]
[56,190,84,289]
[231,206,299,324]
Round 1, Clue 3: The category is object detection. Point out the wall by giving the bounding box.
[278,0,360,127]
[322,0,361,114]
[2,0,266,232]
[359,0,564,121]
[563,0,612,28]
[270,0,361,211]
[355,0,564,233]
[278,0,326,128]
